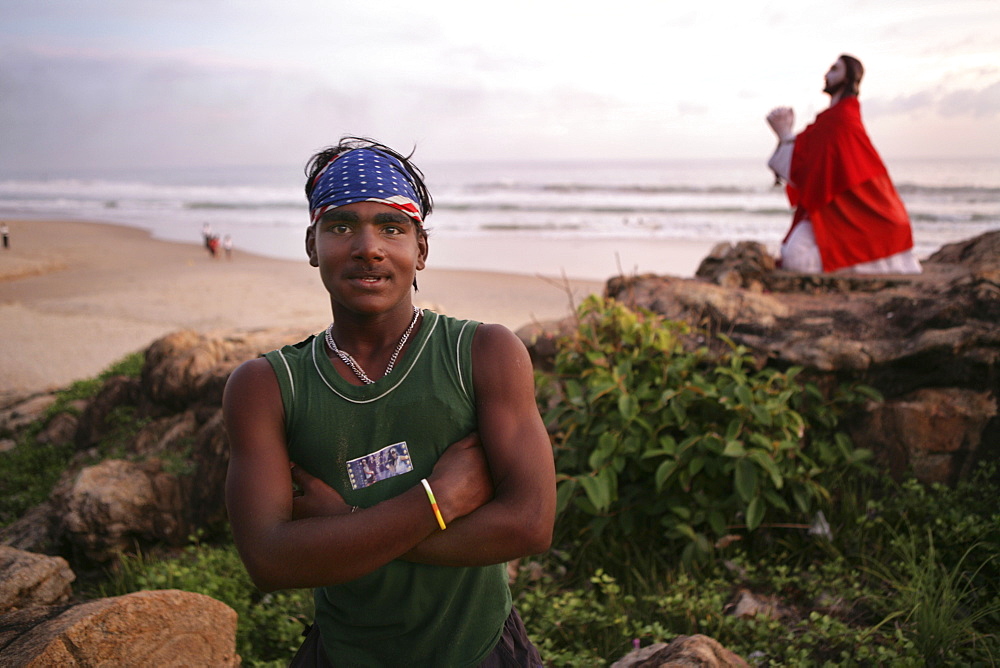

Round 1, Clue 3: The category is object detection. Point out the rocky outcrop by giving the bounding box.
[525,232,1000,486]
[0,590,240,666]
[54,459,186,563]
[0,547,75,612]
[849,387,996,485]
[611,634,749,667]
[1,327,314,560]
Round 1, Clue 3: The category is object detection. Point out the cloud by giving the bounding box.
[866,78,1000,120]
[939,80,1000,118]
[677,101,709,116]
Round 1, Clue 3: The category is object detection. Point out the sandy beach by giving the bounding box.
[0,219,711,398]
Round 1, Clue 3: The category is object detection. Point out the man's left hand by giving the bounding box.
[291,464,351,519]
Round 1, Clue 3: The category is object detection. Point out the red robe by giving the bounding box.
[785,97,914,272]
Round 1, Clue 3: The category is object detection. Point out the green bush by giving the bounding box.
[538,296,873,567]
[515,461,1000,665]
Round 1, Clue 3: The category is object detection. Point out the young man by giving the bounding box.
[766,54,921,274]
[223,137,555,666]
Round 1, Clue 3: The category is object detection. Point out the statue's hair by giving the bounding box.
[838,54,864,97]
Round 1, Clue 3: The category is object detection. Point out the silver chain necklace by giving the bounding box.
[325,306,421,385]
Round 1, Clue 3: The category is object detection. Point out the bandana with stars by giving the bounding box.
[308,148,423,226]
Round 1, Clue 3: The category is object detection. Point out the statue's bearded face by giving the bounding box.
[823,58,847,95]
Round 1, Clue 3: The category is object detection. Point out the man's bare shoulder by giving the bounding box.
[470,322,534,394]
[228,356,278,389]
[471,322,527,355]
[224,356,282,415]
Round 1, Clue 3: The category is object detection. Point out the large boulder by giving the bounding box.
[53,459,185,563]
[850,388,997,486]
[0,590,240,666]
[142,327,313,410]
[0,547,75,613]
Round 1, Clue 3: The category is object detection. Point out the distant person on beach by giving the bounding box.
[207,234,220,258]
[1,222,8,250]
[202,223,217,258]
[766,54,921,274]
[223,137,555,666]
[223,234,233,260]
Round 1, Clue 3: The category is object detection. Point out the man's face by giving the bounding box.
[823,59,847,95]
[305,201,428,316]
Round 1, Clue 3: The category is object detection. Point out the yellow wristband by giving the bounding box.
[420,478,447,531]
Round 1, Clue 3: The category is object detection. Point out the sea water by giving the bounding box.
[1,158,996,280]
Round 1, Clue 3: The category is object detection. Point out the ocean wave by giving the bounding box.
[185,201,300,211]
[438,202,794,216]
[460,182,756,195]
[896,183,1000,199]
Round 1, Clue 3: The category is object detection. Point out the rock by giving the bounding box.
[183,408,230,530]
[130,409,200,458]
[142,327,313,410]
[142,330,232,410]
[74,376,143,450]
[0,394,57,438]
[0,547,75,612]
[695,241,777,292]
[54,459,186,562]
[34,412,78,447]
[927,230,1000,270]
[0,589,240,666]
[850,388,997,485]
[516,317,576,371]
[7,327,316,563]
[725,588,797,622]
[606,274,791,333]
[0,503,59,554]
[611,634,749,667]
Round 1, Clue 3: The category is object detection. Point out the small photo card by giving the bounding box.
[347,441,414,491]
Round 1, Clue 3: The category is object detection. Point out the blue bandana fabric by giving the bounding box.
[308,148,423,226]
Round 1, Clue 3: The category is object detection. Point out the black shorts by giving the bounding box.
[289,607,543,667]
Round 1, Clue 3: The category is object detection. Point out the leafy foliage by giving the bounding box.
[537,295,873,566]
[514,557,918,666]
[516,461,1000,666]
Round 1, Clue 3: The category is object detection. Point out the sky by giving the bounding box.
[1,0,999,171]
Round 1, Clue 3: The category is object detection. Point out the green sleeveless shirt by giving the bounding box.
[264,310,511,667]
